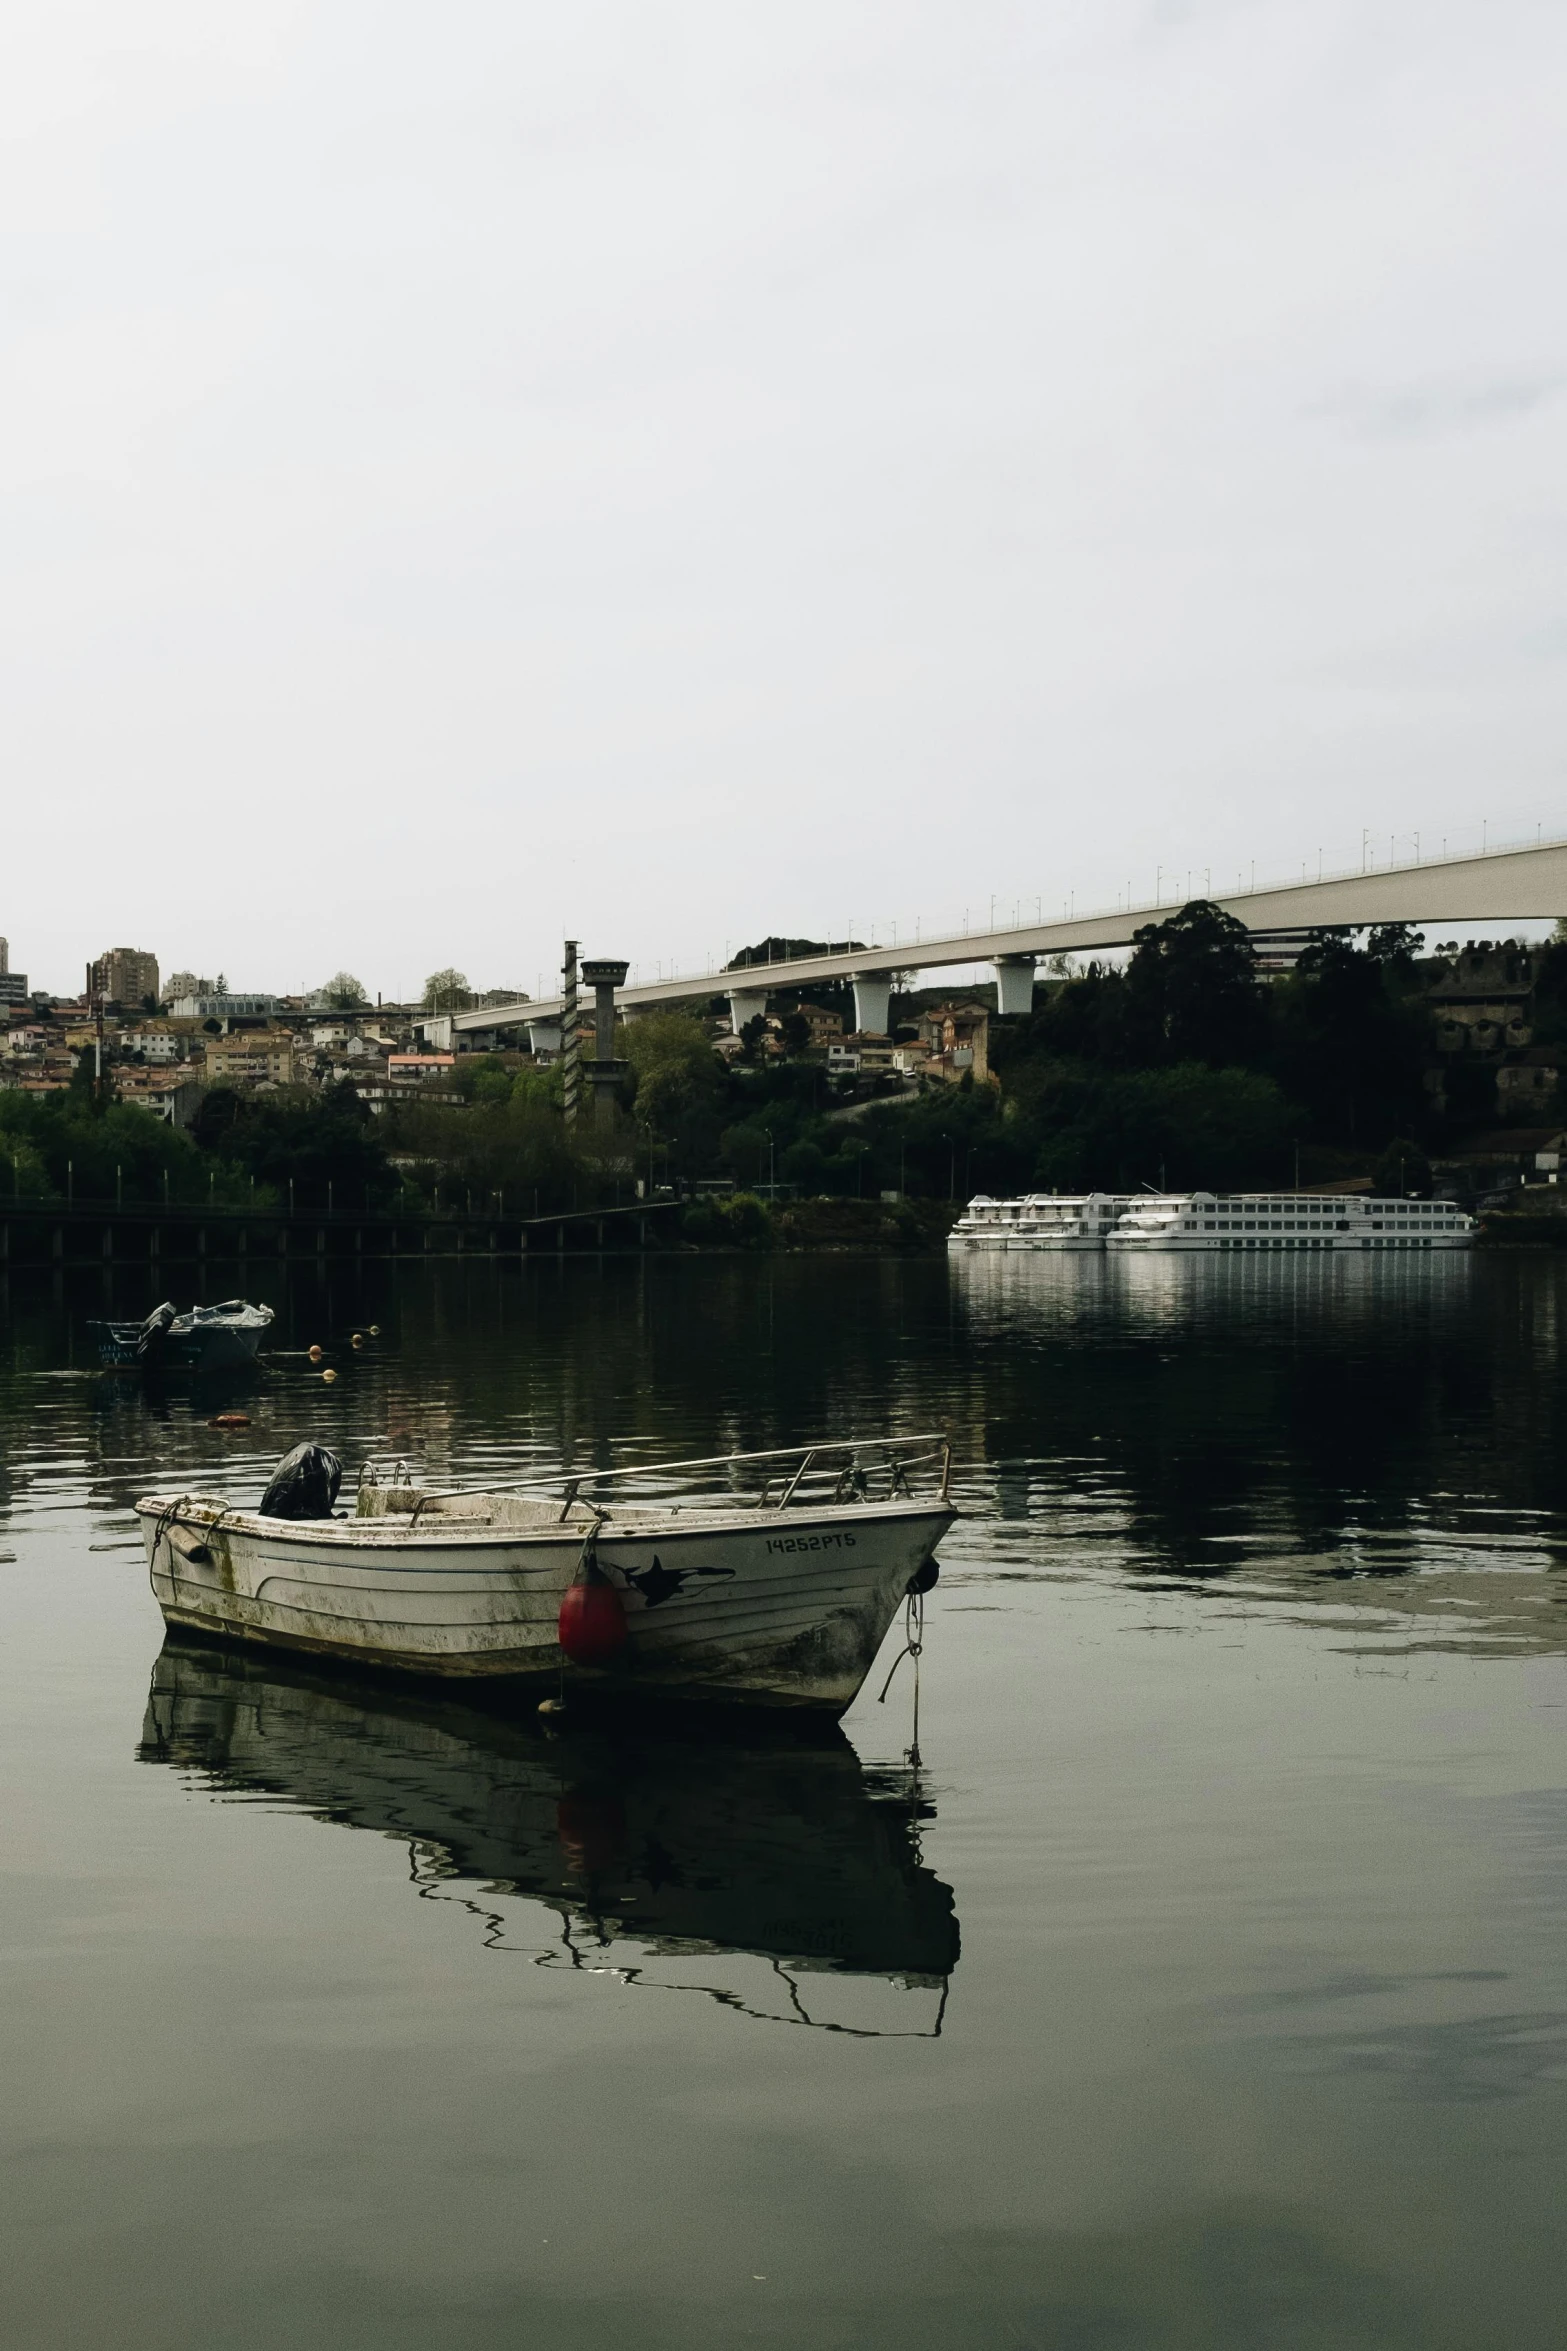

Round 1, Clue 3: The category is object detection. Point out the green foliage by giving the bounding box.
[1372,1137,1434,1198]
[0,1137,49,1196]
[1124,901,1266,1066]
[1270,935,1434,1143]
[422,968,471,1011]
[1006,902,1267,1073]
[1527,941,1567,1050]
[726,935,863,969]
[1010,1060,1296,1193]
[320,971,367,1009]
[680,1192,773,1247]
[385,1084,583,1213]
[774,1197,955,1251]
[622,1014,725,1173]
[193,1081,390,1210]
[450,1053,515,1106]
[0,1088,248,1206]
[996,906,1446,1174]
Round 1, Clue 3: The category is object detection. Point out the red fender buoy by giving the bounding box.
[558,1558,627,1668]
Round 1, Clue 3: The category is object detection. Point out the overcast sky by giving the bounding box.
[3,0,1564,999]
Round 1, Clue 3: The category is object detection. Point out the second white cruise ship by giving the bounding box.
[948,1193,1136,1250]
[1105,1193,1476,1252]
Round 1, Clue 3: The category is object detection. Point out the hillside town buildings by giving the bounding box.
[1,931,1563,1179]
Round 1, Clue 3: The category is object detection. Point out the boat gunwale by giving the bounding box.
[136,1492,957,1554]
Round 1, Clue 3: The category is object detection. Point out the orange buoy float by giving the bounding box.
[557,1558,627,1668]
[322,1368,338,1384]
[351,1333,364,1349]
[207,1412,250,1429]
[308,1345,323,1363]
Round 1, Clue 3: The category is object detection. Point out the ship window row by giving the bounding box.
[1216,1236,1447,1251]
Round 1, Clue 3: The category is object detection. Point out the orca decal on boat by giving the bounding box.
[620,1555,736,1608]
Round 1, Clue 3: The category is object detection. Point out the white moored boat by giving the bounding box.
[136,1437,954,1715]
[946,1195,1021,1249]
[1106,1192,1477,1252]
[1005,1193,1134,1251]
[947,1194,1134,1250]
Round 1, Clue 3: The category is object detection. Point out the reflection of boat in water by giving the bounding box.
[137,1637,959,2029]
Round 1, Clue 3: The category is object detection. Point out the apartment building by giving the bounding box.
[89,947,160,1007]
[203,1033,296,1087]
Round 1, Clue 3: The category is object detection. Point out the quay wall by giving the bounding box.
[0,1198,676,1269]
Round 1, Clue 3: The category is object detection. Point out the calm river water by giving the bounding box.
[3,1249,1567,2349]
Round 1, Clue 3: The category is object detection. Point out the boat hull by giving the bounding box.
[89,1319,271,1371]
[1107,1235,1474,1253]
[136,1494,952,1713]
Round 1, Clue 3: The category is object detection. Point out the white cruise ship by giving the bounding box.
[947,1195,1024,1249]
[1009,1193,1136,1250]
[948,1193,1134,1251]
[1105,1193,1476,1253]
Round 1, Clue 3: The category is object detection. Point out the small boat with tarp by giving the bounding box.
[89,1298,274,1373]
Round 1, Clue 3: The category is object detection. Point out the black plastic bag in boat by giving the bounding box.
[258,1442,342,1520]
[136,1301,178,1359]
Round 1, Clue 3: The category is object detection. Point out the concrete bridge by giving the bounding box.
[426,833,1567,1047]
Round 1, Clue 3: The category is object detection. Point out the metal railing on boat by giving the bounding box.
[357,1433,953,1518]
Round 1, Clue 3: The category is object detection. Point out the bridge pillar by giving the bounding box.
[994,955,1037,1017]
[526,1019,562,1058]
[727,987,768,1036]
[850,973,892,1036]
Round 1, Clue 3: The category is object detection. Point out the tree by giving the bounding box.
[423,968,471,1012]
[622,1013,724,1172]
[194,1079,393,1211]
[1125,901,1265,1066]
[1365,924,1426,971]
[726,936,864,970]
[1273,934,1434,1144]
[1372,1137,1433,1198]
[1010,1060,1295,1194]
[1007,962,1139,1068]
[320,971,367,1009]
[67,1049,103,1110]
